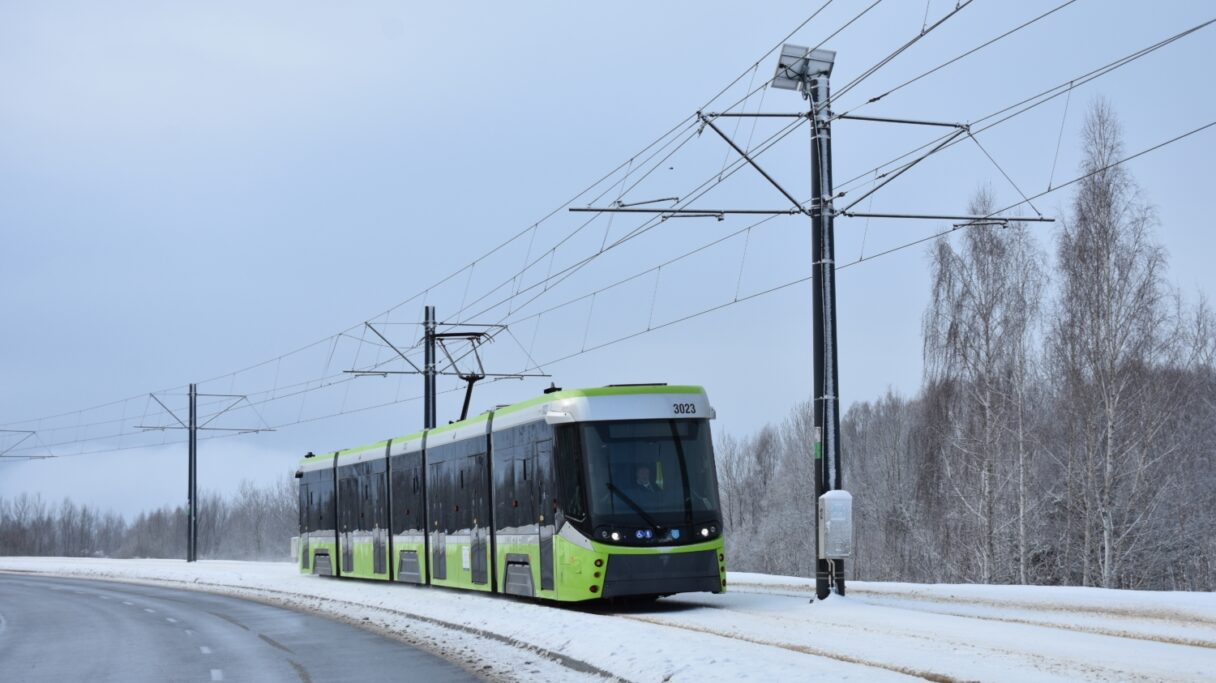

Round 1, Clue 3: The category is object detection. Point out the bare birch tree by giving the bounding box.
[1049,99,1185,588]
[923,186,1045,583]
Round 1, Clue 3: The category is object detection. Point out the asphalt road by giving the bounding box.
[0,573,479,683]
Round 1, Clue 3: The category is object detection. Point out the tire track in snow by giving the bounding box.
[663,592,1184,682]
[620,613,962,682]
[730,584,1216,650]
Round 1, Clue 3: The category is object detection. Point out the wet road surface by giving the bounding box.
[0,573,479,682]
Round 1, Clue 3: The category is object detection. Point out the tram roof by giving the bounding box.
[299,384,706,466]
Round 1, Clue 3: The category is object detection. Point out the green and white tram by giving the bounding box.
[297,384,726,601]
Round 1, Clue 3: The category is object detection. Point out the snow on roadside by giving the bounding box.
[2,558,1215,682]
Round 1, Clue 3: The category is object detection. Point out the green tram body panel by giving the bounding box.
[296,384,727,602]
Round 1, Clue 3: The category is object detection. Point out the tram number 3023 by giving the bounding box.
[673,403,697,415]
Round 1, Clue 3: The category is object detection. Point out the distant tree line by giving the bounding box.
[717,100,1216,591]
[0,475,296,561]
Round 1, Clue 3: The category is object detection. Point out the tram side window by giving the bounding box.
[298,482,309,532]
[338,477,359,531]
[361,479,370,530]
[308,472,325,532]
[391,467,409,534]
[493,441,519,529]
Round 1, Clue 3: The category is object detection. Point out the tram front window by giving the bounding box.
[579,419,721,537]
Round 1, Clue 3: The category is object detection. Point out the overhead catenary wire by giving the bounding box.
[1,1,846,437]
[3,2,868,456]
[11,7,1203,455]
[506,115,1216,377]
[838,119,1216,270]
[833,0,1082,116]
[8,6,1211,462]
[829,0,976,104]
[832,16,1216,198]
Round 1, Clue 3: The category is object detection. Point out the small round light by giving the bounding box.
[610,532,621,542]
[590,585,599,593]
[700,527,710,538]
[671,529,681,540]
[594,558,603,567]
[593,571,600,578]
[719,553,724,562]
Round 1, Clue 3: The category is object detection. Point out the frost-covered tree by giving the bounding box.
[922,186,1045,583]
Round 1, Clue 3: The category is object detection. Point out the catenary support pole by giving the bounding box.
[424,306,437,429]
[187,383,197,562]
[808,59,844,600]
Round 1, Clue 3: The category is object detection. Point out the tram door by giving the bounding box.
[470,453,489,586]
[536,439,555,591]
[429,461,446,580]
[373,472,387,575]
[338,476,357,574]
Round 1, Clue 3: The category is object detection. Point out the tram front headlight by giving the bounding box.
[610,531,621,542]
[700,527,710,538]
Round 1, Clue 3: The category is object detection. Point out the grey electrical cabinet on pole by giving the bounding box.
[818,490,853,559]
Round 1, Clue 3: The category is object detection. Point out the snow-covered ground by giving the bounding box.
[1,557,1213,682]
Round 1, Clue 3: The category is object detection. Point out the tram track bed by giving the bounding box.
[2,558,1214,682]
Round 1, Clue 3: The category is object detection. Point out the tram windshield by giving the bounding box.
[572,419,721,530]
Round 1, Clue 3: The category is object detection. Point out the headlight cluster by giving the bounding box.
[593,521,721,545]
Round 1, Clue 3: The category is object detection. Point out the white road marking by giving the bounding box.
[98,595,110,600]
[165,617,178,624]
[185,629,194,637]
[144,608,156,614]
[122,601,134,606]
[210,669,224,681]
[200,646,212,654]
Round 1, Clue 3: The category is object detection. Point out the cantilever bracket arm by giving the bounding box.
[197,395,246,429]
[702,112,808,119]
[697,112,806,213]
[364,322,422,373]
[568,207,807,217]
[0,429,35,457]
[839,128,969,214]
[834,114,967,129]
[838,211,1055,224]
[149,393,188,429]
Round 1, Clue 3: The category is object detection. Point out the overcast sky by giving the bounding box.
[2,1,1213,517]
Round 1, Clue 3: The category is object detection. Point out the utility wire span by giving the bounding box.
[6,111,815,456]
[7,7,1210,461]
[0,3,847,454]
[22,1,894,446]
[832,16,1216,198]
[835,0,1082,116]
[445,0,895,329]
[1,1,846,440]
[479,0,1099,335]
[508,116,1216,379]
[11,7,1205,455]
[830,0,975,104]
[838,119,1216,270]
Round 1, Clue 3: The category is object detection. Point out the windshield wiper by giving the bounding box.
[606,482,663,534]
